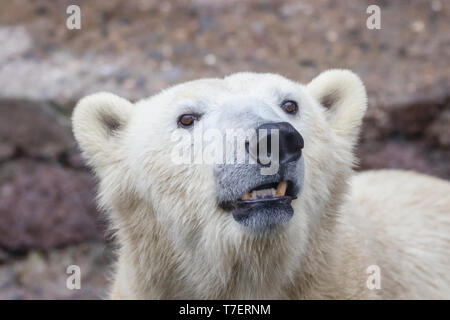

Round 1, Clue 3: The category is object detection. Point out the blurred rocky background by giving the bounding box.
[0,0,448,299]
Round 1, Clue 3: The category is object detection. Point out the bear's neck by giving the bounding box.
[110,203,354,299]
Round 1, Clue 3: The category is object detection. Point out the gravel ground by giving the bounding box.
[0,242,113,299]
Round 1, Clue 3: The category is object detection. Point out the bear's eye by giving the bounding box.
[281,100,298,115]
[178,114,198,128]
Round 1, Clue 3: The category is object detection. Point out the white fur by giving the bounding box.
[72,70,450,299]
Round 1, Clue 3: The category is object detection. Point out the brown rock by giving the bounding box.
[0,143,15,162]
[426,109,450,148]
[0,100,75,159]
[0,160,104,252]
[357,140,450,179]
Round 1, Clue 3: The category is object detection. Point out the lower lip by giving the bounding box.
[236,196,295,206]
[231,196,295,230]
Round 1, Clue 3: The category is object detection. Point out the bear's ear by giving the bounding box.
[72,92,133,167]
[306,69,367,141]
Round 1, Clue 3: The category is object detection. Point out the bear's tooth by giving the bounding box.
[271,188,276,196]
[241,193,251,200]
[251,191,257,199]
[276,181,287,196]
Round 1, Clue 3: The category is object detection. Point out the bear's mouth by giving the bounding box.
[226,179,298,232]
[217,179,298,232]
[236,180,297,205]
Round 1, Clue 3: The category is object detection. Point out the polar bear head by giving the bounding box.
[72,70,366,298]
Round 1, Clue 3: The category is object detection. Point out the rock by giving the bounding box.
[0,99,75,159]
[0,143,15,162]
[357,140,450,179]
[0,247,11,263]
[426,109,450,148]
[366,90,449,141]
[0,160,104,252]
[0,98,102,252]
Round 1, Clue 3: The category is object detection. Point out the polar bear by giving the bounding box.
[72,70,450,299]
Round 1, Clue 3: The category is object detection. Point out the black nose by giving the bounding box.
[252,122,304,165]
